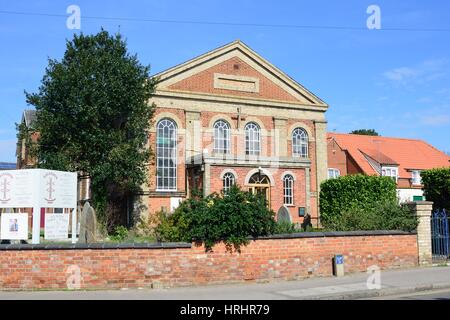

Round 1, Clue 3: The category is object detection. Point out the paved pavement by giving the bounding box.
[1,266,450,300]
[368,288,450,300]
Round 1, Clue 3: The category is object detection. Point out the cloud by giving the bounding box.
[383,59,448,87]
[384,67,417,82]
[421,115,450,126]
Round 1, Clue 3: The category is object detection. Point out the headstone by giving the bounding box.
[78,201,97,243]
[276,206,291,223]
[301,213,312,231]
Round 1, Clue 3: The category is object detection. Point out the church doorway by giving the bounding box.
[247,172,271,207]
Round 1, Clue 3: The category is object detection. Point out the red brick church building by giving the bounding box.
[142,40,329,225]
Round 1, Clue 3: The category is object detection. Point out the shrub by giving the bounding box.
[421,168,450,211]
[274,221,297,234]
[320,174,397,227]
[155,185,276,251]
[322,199,418,232]
[109,225,129,242]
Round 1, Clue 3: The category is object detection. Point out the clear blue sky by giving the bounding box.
[1,0,450,162]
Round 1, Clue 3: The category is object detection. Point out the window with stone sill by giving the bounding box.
[283,174,294,205]
[213,120,231,154]
[156,118,177,191]
[292,127,308,158]
[245,122,261,156]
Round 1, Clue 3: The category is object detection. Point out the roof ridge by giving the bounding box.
[327,132,431,143]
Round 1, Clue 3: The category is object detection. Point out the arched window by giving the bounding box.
[283,174,294,205]
[292,128,308,158]
[156,119,177,191]
[245,122,261,155]
[214,120,231,154]
[222,172,235,193]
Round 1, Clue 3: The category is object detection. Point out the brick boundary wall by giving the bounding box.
[0,231,418,290]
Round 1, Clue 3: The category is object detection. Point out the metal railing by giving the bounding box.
[431,209,449,262]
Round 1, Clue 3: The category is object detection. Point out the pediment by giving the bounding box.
[153,40,327,107]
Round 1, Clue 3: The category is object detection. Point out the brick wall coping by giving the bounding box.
[257,230,416,240]
[0,242,192,251]
[0,230,415,251]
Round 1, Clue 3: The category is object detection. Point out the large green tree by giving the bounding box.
[25,30,157,230]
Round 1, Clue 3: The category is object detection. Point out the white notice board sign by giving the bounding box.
[0,170,35,208]
[0,169,77,209]
[39,170,77,209]
[44,213,70,240]
[0,213,29,240]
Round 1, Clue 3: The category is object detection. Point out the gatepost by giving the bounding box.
[407,201,433,266]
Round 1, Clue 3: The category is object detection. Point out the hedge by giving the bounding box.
[421,168,450,211]
[319,174,397,226]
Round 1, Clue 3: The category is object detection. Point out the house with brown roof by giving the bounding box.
[327,133,450,202]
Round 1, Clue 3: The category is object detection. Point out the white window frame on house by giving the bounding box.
[411,170,422,185]
[245,122,261,156]
[292,127,308,158]
[283,174,294,206]
[156,118,177,191]
[381,166,398,182]
[213,120,231,154]
[222,172,236,193]
[327,168,340,179]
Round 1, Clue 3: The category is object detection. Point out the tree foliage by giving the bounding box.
[421,168,450,211]
[24,30,157,229]
[350,129,379,136]
[155,186,277,251]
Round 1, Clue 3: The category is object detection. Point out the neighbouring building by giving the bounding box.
[327,133,450,202]
[140,40,329,225]
[16,109,91,204]
[0,162,16,170]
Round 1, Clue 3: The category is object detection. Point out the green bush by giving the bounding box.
[323,200,418,232]
[421,168,450,211]
[155,186,276,251]
[320,174,397,227]
[274,221,297,234]
[109,225,129,242]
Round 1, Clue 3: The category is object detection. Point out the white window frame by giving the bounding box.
[328,168,340,179]
[156,118,177,192]
[381,166,398,182]
[222,172,236,193]
[411,170,422,185]
[213,120,231,154]
[245,122,261,156]
[292,128,308,158]
[283,174,294,206]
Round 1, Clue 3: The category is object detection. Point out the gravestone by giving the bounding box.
[301,213,312,231]
[276,206,292,223]
[78,201,97,243]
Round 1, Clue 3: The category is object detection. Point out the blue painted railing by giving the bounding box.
[431,209,449,262]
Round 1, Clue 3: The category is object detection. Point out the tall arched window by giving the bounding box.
[156,118,177,191]
[222,172,235,193]
[214,120,231,154]
[245,122,261,155]
[292,128,308,158]
[283,174,294,205]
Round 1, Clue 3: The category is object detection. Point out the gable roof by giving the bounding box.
[22,109,37,127]
[359,148,399,166]
[152,40,328,108]
[328,133,450,178]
